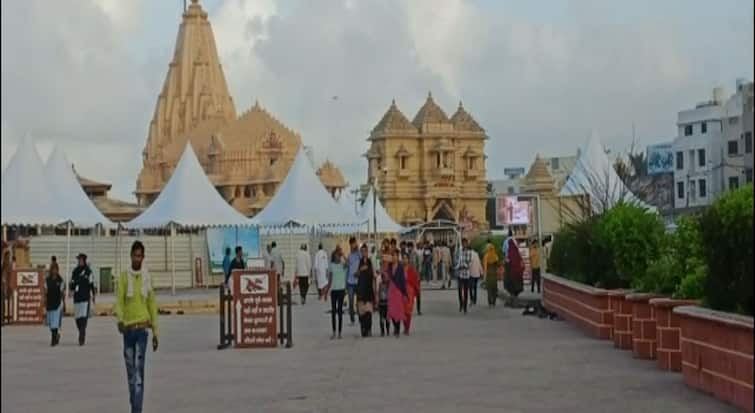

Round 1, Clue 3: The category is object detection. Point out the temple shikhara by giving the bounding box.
[365,94,488,228]
[134,0,342,217]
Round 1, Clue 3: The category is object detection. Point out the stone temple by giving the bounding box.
[135,0,345,217]
[365,94,488,229]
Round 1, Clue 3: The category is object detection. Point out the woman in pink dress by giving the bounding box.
[387,251,407,337]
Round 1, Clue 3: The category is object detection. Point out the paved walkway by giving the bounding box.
[1,290,736,412]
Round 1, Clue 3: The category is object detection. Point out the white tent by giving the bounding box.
[44,146,114,228]
[337,189,359,218]
[251,149,365,228]
[126,143,253,294]
[127,144,252,229]
[560,131,655,212]
[359,188,404,233]
[1,137,66,226]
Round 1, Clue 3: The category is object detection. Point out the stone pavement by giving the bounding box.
[1,290,737,413]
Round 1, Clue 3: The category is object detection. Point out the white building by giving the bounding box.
[672,80,753,212]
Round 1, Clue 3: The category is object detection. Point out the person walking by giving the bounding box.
[457,239,472,314]
[314,243,329,301]
[409,242,423,315]
[469,247,482,305]
[270,242,285,283]
[356,243,376,337]
[377,273,390,336]
[346,237,361,325]
[115,241,158,413]
[421,241,433,283]
[327,245,347,339]
[482,242,500,307]
[228,246,246,286]
[387,250,407,337]
[441,241,452,289]
[402,252,420,335]
[295,244,312,305]
[70,253,95,346]
[45,258,64,346]
[530,239,542,293]
[222,247,232,286]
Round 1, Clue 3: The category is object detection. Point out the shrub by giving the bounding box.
[548,216,615,287]
[594,203,665,289]
[699,184,753,315]
[638,215,707,298]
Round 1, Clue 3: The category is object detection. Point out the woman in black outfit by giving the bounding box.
[355,244,376,337]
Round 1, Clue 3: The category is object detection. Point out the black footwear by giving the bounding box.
[78,333,85,346]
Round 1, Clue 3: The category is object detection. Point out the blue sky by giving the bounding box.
[2,0,753,201]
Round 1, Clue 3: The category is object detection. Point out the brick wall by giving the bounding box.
[627,293,664,359]
[542,274,612,340]
[651,298,698,371]
[675,306,754,412]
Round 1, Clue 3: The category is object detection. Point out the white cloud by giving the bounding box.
[2,0,752,203]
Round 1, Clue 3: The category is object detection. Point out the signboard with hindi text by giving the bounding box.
[12,269,45,324]
[232,269,278,348]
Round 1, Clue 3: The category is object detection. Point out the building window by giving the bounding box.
[234,186,241,198]
[507,186,515,195]
[244,185,251,198]
[468,157,477,170]
[436,153,441,168]
[701,122,707,134]
[677,181,685,199]
[684,125,693,136]
[746,132,752,154]
[729,117,739,125]
[698,149,706,167]
[699,179,707,198]
[746,169,753,184]
[551,158,560,170]
[728,141,739,155]
[676,152,684,170]
[729,176,740,190]
[400,156,407,170]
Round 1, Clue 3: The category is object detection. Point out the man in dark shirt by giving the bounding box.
[228,246,246,287]
[70,253,95,345]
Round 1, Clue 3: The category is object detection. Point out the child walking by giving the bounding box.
[378,274,390,336]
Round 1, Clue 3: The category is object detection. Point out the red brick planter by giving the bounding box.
[606,290,626,340]
[650,298,699,372]
[627,293,665,360]
[613,292,634,350]
[542,274,612,339]
[675,306,754,413]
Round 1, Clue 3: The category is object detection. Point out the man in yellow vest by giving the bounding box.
[115,241,158,413]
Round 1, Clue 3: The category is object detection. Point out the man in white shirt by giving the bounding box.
[270,241,285,283]
[469,247,482,305]
[314,243,329,301]
[295,244,312,304]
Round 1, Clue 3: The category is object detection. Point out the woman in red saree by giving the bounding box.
[387,251,406,337]
[402,252,420,335]
[503,237,524,298]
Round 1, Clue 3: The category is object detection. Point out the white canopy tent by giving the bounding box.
[44,146,114,228]
[337,189,360,219]
[126,143,253,293]
[560,131,655,213]
[44,146,116,288]
[251,149,365,229]
[1,136,66,227]
[359,188,405,234]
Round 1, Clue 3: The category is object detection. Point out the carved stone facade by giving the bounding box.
[365,93,488,227]
[135,0,323,217]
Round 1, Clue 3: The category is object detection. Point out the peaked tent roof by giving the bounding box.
[127,144,252,229]
[1,137,67,226]
[560,131,655,212]
[359,188,404,233]
[337,190,360,218]
[251,149,365,227]
[44,146,115,228]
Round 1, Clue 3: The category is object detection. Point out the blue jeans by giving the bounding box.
[346,284,357,323]
[123,329,148,413]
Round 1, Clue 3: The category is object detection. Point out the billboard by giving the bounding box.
[647,143,674,175]
[495,196,531,226]
[207,227,261,274]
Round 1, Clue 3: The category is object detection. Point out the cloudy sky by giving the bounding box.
[2,0,753,201]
